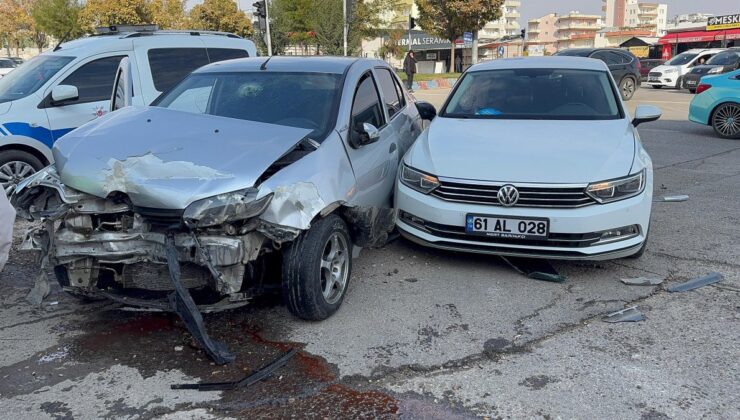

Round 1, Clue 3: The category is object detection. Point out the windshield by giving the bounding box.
[0,60,15,69]
[667,53,698,66]
[0,55,74,104]
[441,68,621,120]
[155,72,342,141]
[707,51,740,65]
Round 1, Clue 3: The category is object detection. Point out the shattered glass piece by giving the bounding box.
[656,195,689,202]
[620,277,664,286]
[602,306,645,323]
[500,256,567,283]
[165,234,235,365]
[667,272,723,293]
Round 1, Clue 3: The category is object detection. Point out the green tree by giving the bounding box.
[149,0,186,29]
[0,0,36,56]
[32,0,85,41]
[415,0,503,69]
[188,0,253,38]
[268,0,315,55]
[79,0,152,30]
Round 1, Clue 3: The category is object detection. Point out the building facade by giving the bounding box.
[556,12,603,50]
[603,0,668,36]
[480,0,521,40]
[527,13,559,54]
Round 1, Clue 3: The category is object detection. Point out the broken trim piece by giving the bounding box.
[171,348,297,391]
[602,306,645,323]
[165,233,235,365]
[500,256,567,283]
[667,272,723,293]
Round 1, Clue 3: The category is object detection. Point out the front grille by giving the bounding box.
[430,180,595,208]
[134,207,184,227]
[648,71,661,77]
[400,212,601,249]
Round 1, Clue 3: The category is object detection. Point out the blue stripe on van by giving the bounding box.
[0,125,8,136]
[2,122,75,147]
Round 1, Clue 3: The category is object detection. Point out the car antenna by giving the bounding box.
[53,30,72,51]
[260,56,273,71]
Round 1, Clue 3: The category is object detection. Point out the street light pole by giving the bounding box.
[343,0,348,56]
[265,0,272,56]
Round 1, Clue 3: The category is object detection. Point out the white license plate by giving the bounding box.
[649,78,660,82]
[685,80,697,86]
[466,214,549,240]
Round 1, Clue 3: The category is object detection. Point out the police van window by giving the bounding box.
[207,48,249,63]
[59,55,125,104]
[375,68,403,119]
[148,48,209,92]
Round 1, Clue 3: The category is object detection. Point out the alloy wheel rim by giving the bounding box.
[0,161,35,195]
[714,104,740,137]
[319,232,349,305]
[622,79,635,97]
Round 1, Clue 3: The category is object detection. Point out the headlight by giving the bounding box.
[707,67,723,74]
[400,163,439,194]
[663,68,676,74]
[183,188,273,228]
[586,170,645,204]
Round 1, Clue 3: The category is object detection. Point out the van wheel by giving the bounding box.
[620,77,636,101]
[0,150,44,195]
[711,103,740,139]
[282,214,352,321]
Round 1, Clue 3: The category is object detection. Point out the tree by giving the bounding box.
[378,28,406,61]
[0,0,36,56]
[188,0,253,38]
[149,0,186,29]
[415,0,503,70]
[32,0,85,41]
[79,0,152,30]
[268,0,315,55]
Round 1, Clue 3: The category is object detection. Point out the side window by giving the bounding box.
[590,51,609,63]
[614,52,632,64]
[375,68,403,119]
[148,48,209,92]
[351,74,384,131]
[59,55,125,104]
[207,48,249,63]
[392,74,406,109]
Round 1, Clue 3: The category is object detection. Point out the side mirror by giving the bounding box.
[351,123,381,148]
[416,101,437,121]
[51,85,79,104]
[632,105,662,127]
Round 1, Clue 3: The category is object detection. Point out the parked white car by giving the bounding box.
[0,58,16,78]
[647,48,724,89]
[396,57,661,260]
[0,27,256,194]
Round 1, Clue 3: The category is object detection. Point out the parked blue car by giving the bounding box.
[689,69,740,139]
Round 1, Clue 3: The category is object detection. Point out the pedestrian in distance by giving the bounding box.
[455,54,462,73]
[404,51,417,92]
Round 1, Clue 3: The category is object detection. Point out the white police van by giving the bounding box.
[0,26,257,194]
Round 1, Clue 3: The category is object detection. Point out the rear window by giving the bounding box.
[442,68,621,121]
[148,48,210,92]
[207,48,249,63]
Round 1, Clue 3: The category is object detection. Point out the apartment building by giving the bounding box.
[527,13,559,54]
[556,12,603,49]
[604,0,668,36]
[480,0,522,40]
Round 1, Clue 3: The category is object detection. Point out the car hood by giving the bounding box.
[651,64,682,74]
[53,106,312,209]
[689,65,721,75]
[405,117,636,184]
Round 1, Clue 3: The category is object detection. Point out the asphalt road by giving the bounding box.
[1,86,738,419]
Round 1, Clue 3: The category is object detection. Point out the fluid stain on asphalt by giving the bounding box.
[66,310,402,417]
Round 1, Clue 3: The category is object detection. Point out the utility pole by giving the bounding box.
[253,1,271,56]
[265,0,272,56]
[343,0,348,56]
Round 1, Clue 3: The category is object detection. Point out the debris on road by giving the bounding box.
[667,272,723,293]
[620,277,664,286]
[656,195,689,202]
[602,306,645,323]
[172,348,297,391]
[500,257,567,283]
[26,271,51,306]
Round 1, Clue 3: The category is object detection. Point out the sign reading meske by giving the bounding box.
[707,14,740,31]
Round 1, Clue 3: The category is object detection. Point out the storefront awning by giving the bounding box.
[659,28,740,44]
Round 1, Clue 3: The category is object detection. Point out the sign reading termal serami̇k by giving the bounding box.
[707,14,740,31]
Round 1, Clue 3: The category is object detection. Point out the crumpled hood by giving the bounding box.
[405,117,635,184]
[53,106,311,209]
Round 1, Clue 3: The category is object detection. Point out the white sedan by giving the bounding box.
[395,57,661,260]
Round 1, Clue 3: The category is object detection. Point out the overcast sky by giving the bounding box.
[519,0,736,23]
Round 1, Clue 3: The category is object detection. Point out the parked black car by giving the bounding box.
[682,48,740,93]
[639,59,665,82]
[555,48,641,101]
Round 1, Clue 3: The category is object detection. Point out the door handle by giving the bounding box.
[389,143,397,154]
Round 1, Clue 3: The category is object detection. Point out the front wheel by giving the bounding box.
[282,214,352,321]
[711,103,740,139]
[620,77,637,101]
[0,150,44,195]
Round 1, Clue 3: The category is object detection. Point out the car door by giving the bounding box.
[342,71,396,207]
[373,67,419,164]
[42,54,127,141]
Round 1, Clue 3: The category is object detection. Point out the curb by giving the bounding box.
[412,78,458,91]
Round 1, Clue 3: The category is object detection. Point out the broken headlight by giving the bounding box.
[400,163,439,194]
[586,170,645,204]
[183,188,273,228]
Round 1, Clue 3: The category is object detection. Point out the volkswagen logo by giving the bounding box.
[497,185,519,207]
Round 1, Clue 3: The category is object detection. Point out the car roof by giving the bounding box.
[468,56,609,72]
[49,32,254,56]
[195,56,386,74]
[682,48,726,54]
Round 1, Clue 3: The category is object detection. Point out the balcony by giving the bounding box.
[528,27,541,34]
[504,0,521,6]
[557,23,600,31]
[507,11,521,18]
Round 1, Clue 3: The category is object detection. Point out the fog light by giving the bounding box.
[598,225,640,244]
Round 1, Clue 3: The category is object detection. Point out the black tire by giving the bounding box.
[675,76,683,89]
[282,214,352,321]
[652,85,662,89]
[711,102,740,139]
[619,76,637,101]
[689,89,696,94]
[0,149,45,194]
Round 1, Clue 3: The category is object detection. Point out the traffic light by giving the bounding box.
[253,1,266,18]
[520,29,526,39]
[409,16,417,30]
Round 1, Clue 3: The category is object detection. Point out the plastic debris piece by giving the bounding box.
[656,195,689,202]
[667,272,722,293]
[500,256,567,283]
[26,271,51,306]
[620,277,664,286]
[172,348,297,391]
[602,306,645,323]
